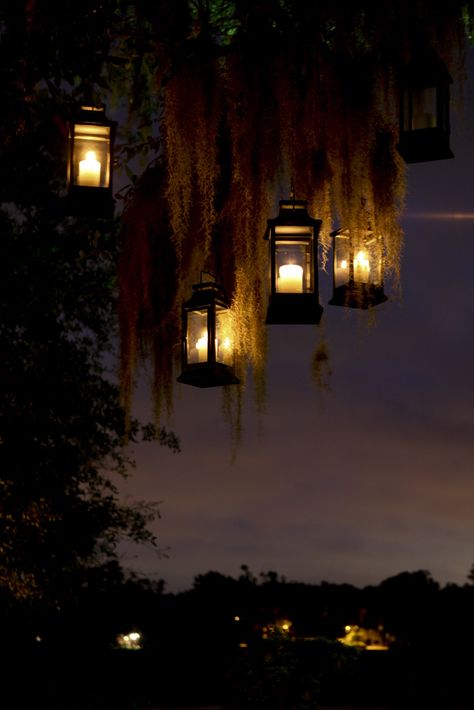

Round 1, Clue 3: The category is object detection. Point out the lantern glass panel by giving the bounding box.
[334,234,351,288]
[364,237,383,284]
[275,239,312,294]
[73,123,111,188]
[186,310,209,364]
[411,86,437,130]
[215,306,233,366]
[352,246,371,283]
[334,233,383,287]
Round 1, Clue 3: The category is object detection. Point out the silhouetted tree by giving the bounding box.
[0,3,179,607]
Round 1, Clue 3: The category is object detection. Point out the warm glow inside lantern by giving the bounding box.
[67,105,116,216]
[397,49,454,163]
[329,228,387,309]
[177,279,239,388]
[264,199,323,324]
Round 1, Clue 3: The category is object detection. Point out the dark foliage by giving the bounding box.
[0,2,179,606]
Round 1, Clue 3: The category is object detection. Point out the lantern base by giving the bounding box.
[329,284,388,309]
[177,363,240,388]
[265,294,323,325]
[67,186,115,218]
[397,128,454,163]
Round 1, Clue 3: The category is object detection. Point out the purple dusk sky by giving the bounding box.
[118,49,474,593]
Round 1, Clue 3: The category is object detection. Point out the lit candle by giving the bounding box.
[278,264,303,293]
[353,250,370,282]
[78,150,101,187]
[340,259,348,269]
[196,335,208,362]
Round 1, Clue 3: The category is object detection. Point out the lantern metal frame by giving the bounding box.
[397,49,454,164]
[177,276,240,388]
[67,105,117,217]
[329,227,388,309]
[264,198,323,325]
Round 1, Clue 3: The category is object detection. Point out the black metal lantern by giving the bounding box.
[177,277,240,388]
[329,228,387,309]
[67,105,117,217]
[264,198,323,324]
[397,49,454,163]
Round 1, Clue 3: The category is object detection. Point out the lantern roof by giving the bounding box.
[265,199,321,238]
[330,226,379,241]
[184,278,229,309]
[76,104,116,127]
[402,48,453,88]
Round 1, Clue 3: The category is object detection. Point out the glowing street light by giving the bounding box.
[264,197,323,324]
[116,630,143,650]
[177,275,240,388]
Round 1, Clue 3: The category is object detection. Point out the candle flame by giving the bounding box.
[354,250,370,271]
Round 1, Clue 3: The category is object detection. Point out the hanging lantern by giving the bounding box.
[264,198,323,324]
[67,105,117,217]
[329,228,387,309]
[397,49,454,163]
[177,276,240,388]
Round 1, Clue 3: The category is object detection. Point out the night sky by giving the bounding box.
[118,49,474,593]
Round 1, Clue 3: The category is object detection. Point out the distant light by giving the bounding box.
[405,212,474,220]
[338,623,394,651]
[234,616,240,622]
[276,618,292,634]
[116,630,143,650]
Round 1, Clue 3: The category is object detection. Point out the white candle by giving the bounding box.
[195,336,208,362]
[278,264,304,293]
[353,250,370,282]
[78,150,101,187]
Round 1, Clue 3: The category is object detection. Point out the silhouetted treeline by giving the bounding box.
[3,565,474,709]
